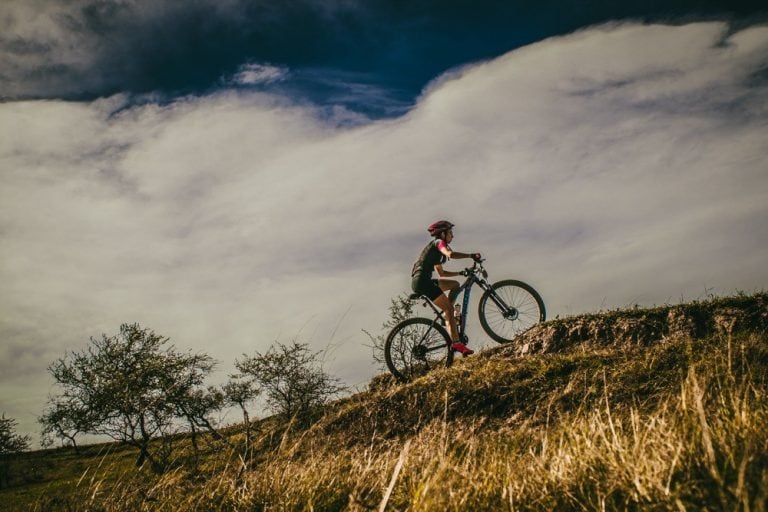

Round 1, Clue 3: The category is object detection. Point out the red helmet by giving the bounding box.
[427,220,454,237]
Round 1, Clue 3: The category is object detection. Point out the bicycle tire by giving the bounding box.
[385,317,453,382]
[478,280,546,343]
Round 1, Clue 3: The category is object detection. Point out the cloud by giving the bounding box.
[2,21,768,440]
[227,64,289,86]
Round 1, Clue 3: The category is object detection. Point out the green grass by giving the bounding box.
[2,293,767,511]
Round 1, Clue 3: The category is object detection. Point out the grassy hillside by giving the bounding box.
[2,293,767,511]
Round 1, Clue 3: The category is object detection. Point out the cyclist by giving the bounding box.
[411,220,482,356]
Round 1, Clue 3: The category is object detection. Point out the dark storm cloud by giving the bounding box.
[2,0,766,114]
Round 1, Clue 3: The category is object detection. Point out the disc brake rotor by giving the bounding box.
[504,308,520,321]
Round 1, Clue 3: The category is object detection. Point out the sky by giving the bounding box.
[1,0,767,444]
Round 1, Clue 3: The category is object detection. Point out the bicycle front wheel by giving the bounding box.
[479,280,546,343]
[385,317,453,382]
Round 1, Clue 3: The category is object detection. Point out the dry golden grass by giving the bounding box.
[32,330,766,512]
[7,294,765,511]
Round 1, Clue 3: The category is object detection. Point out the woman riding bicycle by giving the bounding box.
[411,220,481,356]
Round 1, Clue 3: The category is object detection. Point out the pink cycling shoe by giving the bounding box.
[451,342,474,356]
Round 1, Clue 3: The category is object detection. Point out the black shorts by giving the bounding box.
[411,275,443,301]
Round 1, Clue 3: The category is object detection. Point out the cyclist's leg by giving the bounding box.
[432,293,459,342]
[435,293,473,355]
[437,279,459,300]
[436,279,473,354]
[413,276,459,342]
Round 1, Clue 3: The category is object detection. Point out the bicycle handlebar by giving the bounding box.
[460,258,488,277]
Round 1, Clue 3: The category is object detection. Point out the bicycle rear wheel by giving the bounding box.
[479,280,546,343]
[385,317,453,382]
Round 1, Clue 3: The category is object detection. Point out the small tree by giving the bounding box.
[0,414,31,489]
[236,340,346,421]
[42,323,221,473]
[223,376,260,455]
[364,294,415,368]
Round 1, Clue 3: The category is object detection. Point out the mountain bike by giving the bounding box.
[384,260,545,382]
